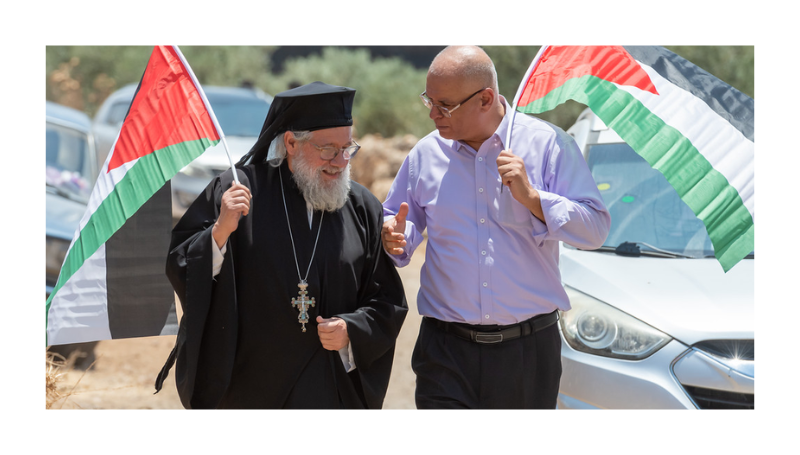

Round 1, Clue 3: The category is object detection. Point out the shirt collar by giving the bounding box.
[495,95,513,150]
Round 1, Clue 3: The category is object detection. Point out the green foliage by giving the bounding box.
[45,45,754,138]
[46,46,153,114]
[266,47,431,138]
[179,46,276,89]
[45,46,275,117]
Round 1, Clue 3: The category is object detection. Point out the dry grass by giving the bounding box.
[45,349,95,409]
[46,351,67,409]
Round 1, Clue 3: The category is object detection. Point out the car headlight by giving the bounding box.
[46,236,70,287]
[560,285,671,360]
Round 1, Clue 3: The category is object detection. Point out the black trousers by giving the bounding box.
[411,316,562,409]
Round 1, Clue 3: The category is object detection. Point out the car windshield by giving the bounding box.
[46,122,92,202]
[587,142,715,258]
[205,94,270,137]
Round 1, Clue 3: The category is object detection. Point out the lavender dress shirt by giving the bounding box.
[382,99,610,325]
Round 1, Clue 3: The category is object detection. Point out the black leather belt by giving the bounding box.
[429,310,559,344]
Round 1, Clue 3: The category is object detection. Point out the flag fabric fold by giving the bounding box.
[46,45,222,346]
[512,45,754,272]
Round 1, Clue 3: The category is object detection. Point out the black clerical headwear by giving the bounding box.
[238,81,356,165]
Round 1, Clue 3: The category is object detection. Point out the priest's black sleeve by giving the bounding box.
[154,170,249,409]
[335,185,408,409]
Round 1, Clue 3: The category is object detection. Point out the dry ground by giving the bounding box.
[47,241,426,410]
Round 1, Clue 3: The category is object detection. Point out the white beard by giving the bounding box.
[291,151,351,212]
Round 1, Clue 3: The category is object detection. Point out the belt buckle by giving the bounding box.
[474,332,503,344]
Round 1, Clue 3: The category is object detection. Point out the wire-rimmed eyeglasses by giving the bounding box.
[309,139,361,161]
[419,88,488,118]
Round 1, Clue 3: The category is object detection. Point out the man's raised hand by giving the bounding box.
[382,202,408,255]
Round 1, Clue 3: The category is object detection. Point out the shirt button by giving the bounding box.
[481,250,486,255]
[480,218,485,223]
[479,188,484,193]
[478,157,483,162]
[483,282,488,287]
[485,314,490,319]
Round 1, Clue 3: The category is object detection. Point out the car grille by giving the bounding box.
[693,339,754,361]
[676,339,754,409]
[683,385,754,409]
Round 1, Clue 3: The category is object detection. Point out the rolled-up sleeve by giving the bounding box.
[532,128,610,249]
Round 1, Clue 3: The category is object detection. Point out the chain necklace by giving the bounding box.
[279,169,324,332]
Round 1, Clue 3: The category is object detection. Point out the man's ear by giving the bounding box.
[284,130,298,156]
[479,88,496,111]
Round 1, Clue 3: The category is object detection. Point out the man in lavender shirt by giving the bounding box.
[382,46,611,409]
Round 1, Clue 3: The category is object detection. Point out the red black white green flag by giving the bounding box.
[511,46,754,272]
[46,46,222,346]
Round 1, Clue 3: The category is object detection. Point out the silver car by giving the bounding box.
[92,84,272,221]
[46,101,99,297]
[46,101,100,368]
[557,108,754,409]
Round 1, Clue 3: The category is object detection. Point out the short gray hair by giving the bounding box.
[267,130,312,167]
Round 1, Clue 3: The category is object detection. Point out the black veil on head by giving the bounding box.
[238,81,356,165]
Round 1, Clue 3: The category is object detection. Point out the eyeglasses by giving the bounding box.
[308,139,361,161]
[420,88,488,118]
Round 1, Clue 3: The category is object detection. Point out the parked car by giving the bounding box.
[46,101,100,368]
[92,84,272,221]
[557,108,754,409]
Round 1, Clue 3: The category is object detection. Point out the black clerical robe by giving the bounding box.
[155,161,407,409]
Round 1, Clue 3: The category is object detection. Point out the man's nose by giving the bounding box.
[331,150,349,167]
[429,105,444,120]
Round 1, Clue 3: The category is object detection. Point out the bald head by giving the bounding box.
[429,46,498,93]
[424,46,505,150]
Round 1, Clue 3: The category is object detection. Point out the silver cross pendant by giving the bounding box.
[291,280,315,332]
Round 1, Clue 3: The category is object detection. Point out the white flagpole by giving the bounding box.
[172,45,240,185]
[504,45,549,148]
[501,45,548,193]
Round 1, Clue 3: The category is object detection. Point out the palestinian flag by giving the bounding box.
[512,46,754,272]
[46,45,222,346]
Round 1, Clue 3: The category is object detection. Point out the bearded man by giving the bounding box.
[155,82,407,409]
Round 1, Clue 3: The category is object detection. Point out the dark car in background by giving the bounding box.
[92,84,272,221]
[46,101,100,368]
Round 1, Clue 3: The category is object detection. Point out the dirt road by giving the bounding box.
[49,241,426,410]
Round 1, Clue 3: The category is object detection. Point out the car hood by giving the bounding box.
[193,136,257,171]
[559,246,754,345]
[46,190,86,241]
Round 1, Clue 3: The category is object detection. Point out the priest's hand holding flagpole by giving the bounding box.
[213,182,252,249]
[46,45,244,347]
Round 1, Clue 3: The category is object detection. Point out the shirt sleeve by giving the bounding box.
[211,237,227,277]
[338,341,356,372]
[382,152,426,267]
[531,128,611,249]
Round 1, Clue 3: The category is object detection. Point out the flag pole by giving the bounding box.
[172,45,240,185]
[505,45,549,148]
[500,45,548,193]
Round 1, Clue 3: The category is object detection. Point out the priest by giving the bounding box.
[155,82,408,409]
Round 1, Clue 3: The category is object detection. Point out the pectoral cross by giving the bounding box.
[291,280,315,332]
